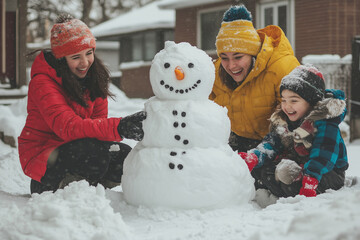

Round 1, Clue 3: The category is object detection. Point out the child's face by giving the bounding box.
[65,48,94,78]
[281,89,311,122]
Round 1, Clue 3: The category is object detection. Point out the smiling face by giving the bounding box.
[150,41,215,100]
[64,48,94,78]
[220,52,253,84]
[281,89,311,122]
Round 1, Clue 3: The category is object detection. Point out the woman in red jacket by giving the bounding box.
[18,14,146,194]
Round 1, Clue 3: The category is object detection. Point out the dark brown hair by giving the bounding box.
[51,52,114,107]
[47,13,114,107]
[27,49,114,107]
[219,64,239,90]
[218,57,255,90]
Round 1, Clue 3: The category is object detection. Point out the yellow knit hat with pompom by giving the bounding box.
[216,5,261,57]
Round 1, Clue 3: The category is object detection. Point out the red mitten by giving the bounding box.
[238,152,258,172]
[299,175,319,197]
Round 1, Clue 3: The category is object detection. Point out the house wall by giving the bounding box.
[174,0,256,49]
[5,11,15,87]
[120,65,153,98]
[0,0,27,88]
[0,0,2,78]
[174,7,197,45]
[93,41,120,74]
[118,1,258,99]
[98,0,360,100]
[295,0,360,61]
[17,0,27,87]
[173,0,360,62]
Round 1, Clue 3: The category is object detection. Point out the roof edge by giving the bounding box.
[159,0,223,9]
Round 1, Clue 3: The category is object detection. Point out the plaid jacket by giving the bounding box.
[250,89,348,181]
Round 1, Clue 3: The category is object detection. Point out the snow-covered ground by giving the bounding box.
[0,84,359,240]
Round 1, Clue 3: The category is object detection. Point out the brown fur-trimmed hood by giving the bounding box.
[270,94,346,129]
[268,94,346,159]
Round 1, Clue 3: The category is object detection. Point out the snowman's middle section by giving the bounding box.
[142,97,231,148]
[122,96,255,209]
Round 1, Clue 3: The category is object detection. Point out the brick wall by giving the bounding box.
[174,0,359,61]
[305,60,351,97]
[120,65,154,98]
[296,0,360,61]
[303,55,352,141]
[174,8,198,45]
[174,0,256,46]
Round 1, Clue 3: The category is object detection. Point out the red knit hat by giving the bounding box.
[50,18,96,59]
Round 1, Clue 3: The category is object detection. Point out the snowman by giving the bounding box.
[121,41,255,209]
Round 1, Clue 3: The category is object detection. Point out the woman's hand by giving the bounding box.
[117,111,147,141]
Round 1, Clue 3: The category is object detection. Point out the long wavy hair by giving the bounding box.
[219,64,239,90]
[28,14,114,107]
[48,51,114,107]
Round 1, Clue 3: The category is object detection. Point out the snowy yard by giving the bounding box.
[0,84,359,240]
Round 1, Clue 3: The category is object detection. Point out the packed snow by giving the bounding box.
[122,42,254,209]
[0,82,360,239]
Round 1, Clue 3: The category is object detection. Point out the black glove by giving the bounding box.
[117,111,147,141]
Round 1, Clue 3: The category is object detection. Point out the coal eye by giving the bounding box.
[188,63,194,68]
[164,63,170,68]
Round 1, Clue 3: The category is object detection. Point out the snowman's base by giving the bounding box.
[122,143,255,209]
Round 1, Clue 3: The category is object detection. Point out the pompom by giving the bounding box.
[223,5,252,22]
[55,13,74,24]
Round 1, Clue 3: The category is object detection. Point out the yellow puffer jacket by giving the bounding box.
[210,25,300,140]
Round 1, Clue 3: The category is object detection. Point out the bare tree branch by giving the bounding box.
[27,0,158,42]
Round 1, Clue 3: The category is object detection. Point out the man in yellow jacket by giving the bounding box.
[210,5,300,152]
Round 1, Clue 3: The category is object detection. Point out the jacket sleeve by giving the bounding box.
[249,131,284,168]
[303,119,342,181]
[209,83,228,102]
[92,97,108,119]
[29,75,122,142]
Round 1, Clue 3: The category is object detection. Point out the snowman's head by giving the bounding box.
[150,41,215,100]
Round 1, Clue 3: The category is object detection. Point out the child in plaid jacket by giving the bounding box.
[239,64,348,197]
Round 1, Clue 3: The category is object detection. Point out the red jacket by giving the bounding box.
[18,52,122,182]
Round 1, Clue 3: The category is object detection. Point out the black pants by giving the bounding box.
[229,132,262,152]
[252,161,346,198]
[30,138,131,194]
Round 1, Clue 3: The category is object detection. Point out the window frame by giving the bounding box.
[119,29,174,64]
[256,0,295,51]
[197,5,228,55]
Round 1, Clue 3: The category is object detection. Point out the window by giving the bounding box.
[163,31,174,46]
[198,7,227,53]
[132,34,142,61]
[120,37,132,63]
[257,0,294,48]
[144,32,156,61]
[120,30,174,63]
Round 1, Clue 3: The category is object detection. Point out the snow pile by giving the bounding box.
[0,97,27,146]
[0,81,359,239]
[0,84,144,148]
[302,54,352,64]
[253,184,360,239]
[0,141,29,194]
[0,181,132,240]
[0,85,28,96]
[107,83,146,118]
[0,48,359,239]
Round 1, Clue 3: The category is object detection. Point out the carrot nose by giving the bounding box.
[174,66,184,80]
